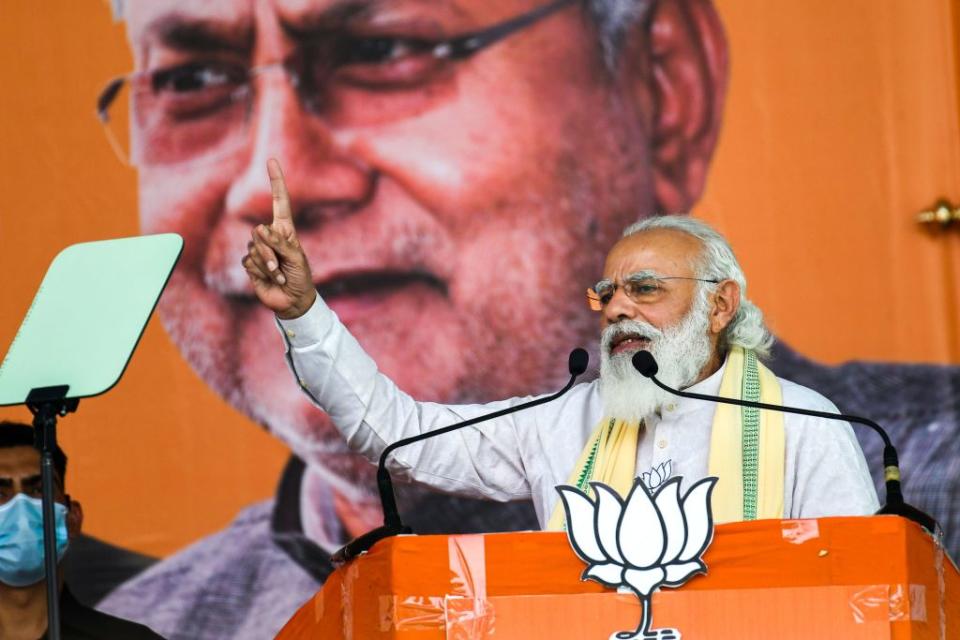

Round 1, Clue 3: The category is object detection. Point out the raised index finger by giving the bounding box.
[267,158,294,236]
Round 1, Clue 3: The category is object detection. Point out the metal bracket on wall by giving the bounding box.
[917,200,960,230]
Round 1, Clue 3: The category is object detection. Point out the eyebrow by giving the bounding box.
[594,271,665,287]
[279,0,466,40]
[280,0,384,40]
[0,474,42,487]
[624,270,666,282]
[143,13,255,55]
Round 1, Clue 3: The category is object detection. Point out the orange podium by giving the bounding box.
[277,516,957,639]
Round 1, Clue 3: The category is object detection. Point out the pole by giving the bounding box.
[26,386,76,640]
[31,403,61,640]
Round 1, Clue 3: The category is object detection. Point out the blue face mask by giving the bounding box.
[0,493,69,587]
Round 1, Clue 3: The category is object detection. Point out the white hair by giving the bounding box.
[587,0,654,66]
[621,215,774,358]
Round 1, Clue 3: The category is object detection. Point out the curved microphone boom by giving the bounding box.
[332,348,590,564]
[631,350,937,533]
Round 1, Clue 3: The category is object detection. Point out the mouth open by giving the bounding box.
[609,333,651,356]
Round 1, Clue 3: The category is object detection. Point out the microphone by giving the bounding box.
[631,350,937,533]
[332,348,590,564]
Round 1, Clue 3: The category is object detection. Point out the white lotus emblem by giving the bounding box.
[640,460,672,492]
[556,476,718,640]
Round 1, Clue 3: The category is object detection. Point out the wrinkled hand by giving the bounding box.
[242,159,317,319]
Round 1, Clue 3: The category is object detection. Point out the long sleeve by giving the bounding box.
[276,296,538,501]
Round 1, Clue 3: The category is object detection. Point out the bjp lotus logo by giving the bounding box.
[556,476,718,640]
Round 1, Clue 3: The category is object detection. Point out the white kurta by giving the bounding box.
[277,297,879,527]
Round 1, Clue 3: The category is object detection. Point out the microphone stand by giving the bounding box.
[332,349,589,564]
[632,351,938,534]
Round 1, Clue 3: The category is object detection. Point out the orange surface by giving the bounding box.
[0,3,290,557]
[701,0,960,365]
[0,2,957,557]
[278,516,959,639]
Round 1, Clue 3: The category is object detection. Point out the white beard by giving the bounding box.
[598,294,714,422]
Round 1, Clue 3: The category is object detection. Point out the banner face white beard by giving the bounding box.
[598,294,714,422]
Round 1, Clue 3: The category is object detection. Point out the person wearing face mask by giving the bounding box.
[0,421,164,640]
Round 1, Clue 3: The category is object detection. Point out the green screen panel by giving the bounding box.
[0,233,183,406]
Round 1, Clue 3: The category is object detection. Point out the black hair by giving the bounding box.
[0,421,68,489]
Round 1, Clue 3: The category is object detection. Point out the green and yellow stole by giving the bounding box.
[546,347,785,530]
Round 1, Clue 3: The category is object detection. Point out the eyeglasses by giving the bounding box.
[95,0,579,168]
[586,274,721,311]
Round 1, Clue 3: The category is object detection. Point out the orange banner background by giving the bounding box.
[0,0,957,560]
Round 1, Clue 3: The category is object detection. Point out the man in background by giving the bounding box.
[0,421,163,639]
[97,0,959,638]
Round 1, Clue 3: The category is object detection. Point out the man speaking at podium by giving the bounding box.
[98,2,956,636]
[243,159,878,524]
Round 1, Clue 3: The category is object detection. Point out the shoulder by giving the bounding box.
[776,375,842,415]
[98,500,321,638]
[107,501,276,590]
[766,342,960,425]
[62,587,165,638]
[772,374,864,448]
[766,342,960,454]
[98,501,272,606]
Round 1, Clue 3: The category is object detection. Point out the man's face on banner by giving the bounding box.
[121,0,724,489]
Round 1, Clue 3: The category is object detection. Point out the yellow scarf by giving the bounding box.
[546,347,784,530]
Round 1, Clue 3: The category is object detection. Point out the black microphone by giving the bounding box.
[631,350,937,533]
[332,348,590,564]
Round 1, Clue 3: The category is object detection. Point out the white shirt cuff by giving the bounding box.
[275,295,335,349]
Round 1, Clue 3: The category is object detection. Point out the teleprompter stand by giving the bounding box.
[25,386,77,639]
[0,234,182,639]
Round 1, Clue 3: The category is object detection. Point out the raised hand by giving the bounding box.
[242,158,317,319]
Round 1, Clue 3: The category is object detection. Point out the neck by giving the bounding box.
[687,346,726,388]
[0,578,59,640]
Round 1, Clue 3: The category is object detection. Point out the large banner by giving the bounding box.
[1,1,958,638]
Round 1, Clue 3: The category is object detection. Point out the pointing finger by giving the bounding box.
[267,158,294,235]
